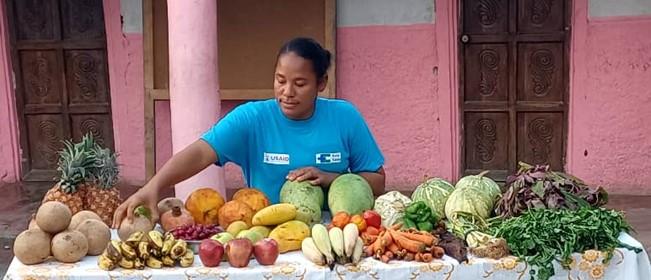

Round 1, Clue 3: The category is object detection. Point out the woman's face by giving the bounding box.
[274,52,327,120]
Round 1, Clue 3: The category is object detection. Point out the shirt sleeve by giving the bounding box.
[343,103,385,173]
[200,104,253,167]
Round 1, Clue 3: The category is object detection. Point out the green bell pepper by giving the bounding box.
[402,216,417,229]
[417,221,433,232]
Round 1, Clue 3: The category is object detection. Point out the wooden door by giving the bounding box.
[459,0,570,181]
[7,0,113,181]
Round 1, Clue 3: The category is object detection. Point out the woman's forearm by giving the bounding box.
[146,140,218,192]
[358,168,386,197]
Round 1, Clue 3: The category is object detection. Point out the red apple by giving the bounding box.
[199,239,224,267]
[226,238,253,268]
[253,238,279,265]
[362,210,382,229]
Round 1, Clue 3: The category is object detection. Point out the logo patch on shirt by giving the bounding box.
[316,153,341,164]
[263,153,290,165]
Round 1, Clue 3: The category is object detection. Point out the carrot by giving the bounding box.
[415,252,423,262]
[381,253,390,263]
[421,253,433,263]
[389,230,425,253]
[431,246,445,259]
[391,223,403,230]
[398,231,436,246]
[364,245,374,257]
[361,232,378,246]
[368,232,385,255]
[387,242,402,257]
[379,230,394,248]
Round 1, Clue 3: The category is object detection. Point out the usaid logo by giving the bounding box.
[315,152,341,164]
[263,153,290,165]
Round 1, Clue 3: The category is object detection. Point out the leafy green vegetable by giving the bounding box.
[495,162,608,218]
[490,207,638,280]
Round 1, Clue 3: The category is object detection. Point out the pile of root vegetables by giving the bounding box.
[361,224,445,263]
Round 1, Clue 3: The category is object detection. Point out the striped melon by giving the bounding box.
[410,178,454,219]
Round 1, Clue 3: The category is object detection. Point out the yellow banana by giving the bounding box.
[106,240,122,262]
[328,227,346,264]
[170,240,188,260]
[162,255,176,267]
[301,237,326,266]
[179,250,194,267]
[97,254,116,271]
[162,233,175,256]
[352,236,364,265]
[118,258,135,269]
[120,242,137,260]
[311,224,334,265]
[148,231,164,249]
[343,223,359,258]
[146,257,164,268]
[138,241,150,260]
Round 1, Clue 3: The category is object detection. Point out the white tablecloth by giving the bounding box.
[4,233,650,280]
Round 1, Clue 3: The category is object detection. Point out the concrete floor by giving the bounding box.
[1,182,650,277]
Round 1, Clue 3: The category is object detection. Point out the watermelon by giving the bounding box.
[410,178,454,220]
[280,180,324,224]
[328,173,374,215]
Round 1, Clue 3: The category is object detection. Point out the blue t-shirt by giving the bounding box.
[201,97,384,204]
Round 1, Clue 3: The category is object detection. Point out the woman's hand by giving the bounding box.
[112,184,160,229]
[286,167,338,187]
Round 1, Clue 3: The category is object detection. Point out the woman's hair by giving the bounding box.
[276,37,332,80]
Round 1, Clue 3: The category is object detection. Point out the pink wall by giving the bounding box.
[103,0,145,186]
[567,1,651,195]
[0,0,20,183]
[337,24,442,191]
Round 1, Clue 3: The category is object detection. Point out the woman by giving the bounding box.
[112,37,385,228]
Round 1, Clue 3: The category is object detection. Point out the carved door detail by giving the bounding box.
[7,0,113,181]
[460,0,569,181]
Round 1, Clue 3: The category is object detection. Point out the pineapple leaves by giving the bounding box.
[56,133,120,192]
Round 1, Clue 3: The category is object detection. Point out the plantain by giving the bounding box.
[170,240,187,260]
[145,256,164,269]
[97,254,116,271]
[120,242,138,260]
[179,250,194,267]
[118,258,135,269]
[162,233,176,256]
[148,231,164,249]
[126,231,145,247]
[162,255,176,267]
[134,257,145,270]
[105,240,123,262]
[138,241,150,259]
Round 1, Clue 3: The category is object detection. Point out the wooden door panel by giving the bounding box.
[70,114,114,149]
[9,0,113,181]
[13,0,57,41]
[461,0,569,180]
[60,0,105,40]
[65,50,110,104]
[463,0,509,34]
[25,114,65,171]
[19,50,62,105]
[464,112,510,171]
[517,43,564,102]
[517,112,564,169]
[464,44,509,102]
[518,0,565,33]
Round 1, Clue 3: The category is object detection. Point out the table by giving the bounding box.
[4,233,650,280]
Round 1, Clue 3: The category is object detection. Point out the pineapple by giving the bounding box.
[42,137,96,215]
[84,144,121,226]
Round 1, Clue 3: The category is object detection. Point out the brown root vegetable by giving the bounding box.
[469,238,510,259]
[36,201,72,234]
[76,219,111,255]
[160,206,195,232]
[28,213,39,230]
[157,197,185,215]
[51,230,88,263]
[118,211,154,241]
[69,210,103,230]
[13,229,51,265]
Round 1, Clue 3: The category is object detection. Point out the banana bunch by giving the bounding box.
[301,223,364,268]
[97,231,194,270]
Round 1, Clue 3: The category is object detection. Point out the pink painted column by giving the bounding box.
[167,1,224,200]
